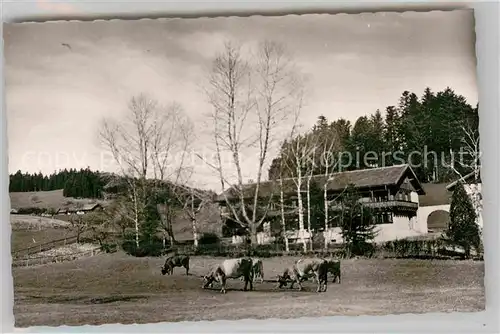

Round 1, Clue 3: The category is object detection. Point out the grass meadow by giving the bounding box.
[13,252,485,327]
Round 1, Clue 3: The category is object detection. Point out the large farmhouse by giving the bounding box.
[215,164,428,244]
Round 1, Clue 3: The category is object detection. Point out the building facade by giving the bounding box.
[416,172,483,236]
[216,164,427,245]
[416,183,452,235]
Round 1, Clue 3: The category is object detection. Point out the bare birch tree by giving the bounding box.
[445,123,482,228]
[199,40,304,245]
[282,132,318,252]
[305,134,322,251]
[278,155,290,252]
[99,94,193,248]
[317,127,344,249]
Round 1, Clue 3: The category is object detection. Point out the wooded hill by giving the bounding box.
[269,87,479,184]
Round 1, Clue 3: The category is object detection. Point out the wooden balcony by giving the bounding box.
[220,200,418,218]
[328,200,418,211]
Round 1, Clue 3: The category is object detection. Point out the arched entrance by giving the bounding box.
[427,210,450,233]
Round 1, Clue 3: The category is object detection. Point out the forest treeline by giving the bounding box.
[9,167,107,198]
[269,87,479,184]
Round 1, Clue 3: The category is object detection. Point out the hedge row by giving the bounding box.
[172,238,482,260]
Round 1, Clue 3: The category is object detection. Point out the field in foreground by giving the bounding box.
[13,252,485,327]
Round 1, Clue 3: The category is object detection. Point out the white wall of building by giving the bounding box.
[417,204,450,233]
[323,214,425,244]
[410,190,419,203]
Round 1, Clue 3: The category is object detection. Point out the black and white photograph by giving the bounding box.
[5,9,484,327]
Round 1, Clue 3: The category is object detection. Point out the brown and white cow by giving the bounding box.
[202,257,254,294]
[307,258,342,284]
[277,257,329,292]
[161,254,190,276]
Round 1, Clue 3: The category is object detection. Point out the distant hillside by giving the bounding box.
[9,188,223,243]
[165,202,223,242]
[9,189,109,211]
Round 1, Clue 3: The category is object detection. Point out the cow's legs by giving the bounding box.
[315,273,322,292]
[220,276,227,294]
[297,279,304,291]
[243,273,253,291]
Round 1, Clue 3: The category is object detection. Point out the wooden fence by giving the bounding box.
[12,247,102,268]
[12,235,79,260]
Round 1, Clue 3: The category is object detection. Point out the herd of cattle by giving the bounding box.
[160,254,341,294]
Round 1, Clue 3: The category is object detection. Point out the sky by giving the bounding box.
[4,9,478,192]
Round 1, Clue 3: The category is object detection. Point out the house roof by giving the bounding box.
[215,164,425,202]
[81,203,101,211]
[446,171,480,191]
[57,203,101,212]
[418,183,452,207]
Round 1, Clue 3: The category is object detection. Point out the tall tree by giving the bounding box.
[99,94,192,248]
[383,106,401,165]
[338,184,377,258]
[446,182,481,259]
[199,40,304,246]
[281,132,319,251]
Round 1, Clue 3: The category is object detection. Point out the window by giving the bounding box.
[373,212,393,225]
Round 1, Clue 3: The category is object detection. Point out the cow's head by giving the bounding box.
[202,273,215,289]
[161,261,172,275]
[276,272,290,288]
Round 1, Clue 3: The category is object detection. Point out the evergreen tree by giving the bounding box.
[446,182,481,259]
[142,192,162,241]
[338,184,377,257]
[305,180,325,231]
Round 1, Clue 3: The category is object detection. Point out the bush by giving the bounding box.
[350,241,376,257]
[101,243,118,253]
[121,233,165,257]
[198,233,221,245]
[17,207,48,215]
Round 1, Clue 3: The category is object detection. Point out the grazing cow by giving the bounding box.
[239,257,264,283]
[325,258,341,283]
[161,254,190,276]
[277,257,329,292]
[307,258,342,284]
[202,257,254,294]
